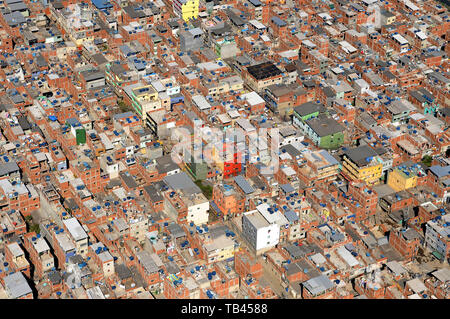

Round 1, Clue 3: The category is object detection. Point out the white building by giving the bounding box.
[242,204,281,254]
[185,193,210,226]
[63,217,89,257]
[424,214,450,262]
[164,172,210,226]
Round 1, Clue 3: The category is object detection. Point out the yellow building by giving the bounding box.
[173,0,199,21]
[382,9,396,25]
[185,221,238,263]
[123,83,161,120]
[342,145,383,185]
[387,163,424,192]
[204,75,244,97]
[203,234,238,264]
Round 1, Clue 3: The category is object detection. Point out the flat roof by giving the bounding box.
[303,275,334,295]
[192,95,212,110]
[163,172,201,195]
[306,116,345,137]
[271,16,287,27]
[247,62,282,80]
[7,242,23,258]
[344,145,378,167]
[249,20,266,29]
[241,91,265,106]
[3,272,32,299]
[393,34,409,45]
[244,210,269,229]
[294,102,321,117]
[63,218,88,242]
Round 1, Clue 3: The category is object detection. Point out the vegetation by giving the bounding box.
[195,180,213,199]
[25,215,40,234]
[208,210,220,223]
[30,224,41,234]
[422,155,433,167]
[118,100,130,113]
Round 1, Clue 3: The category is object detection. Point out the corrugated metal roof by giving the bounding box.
[233,175,254,195]
[303,275,334,295]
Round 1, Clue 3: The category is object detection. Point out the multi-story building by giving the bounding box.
[23,232,55,279]
[293,102,322,126]
[243,62,284,92]
[89,242,114,278]
[186,223,239,264]
[0,180,40,217]
[300,115,345,150]
[408,88,440,115]
[4,242,30,278]
[242,205,282,255]
[164,173,209,225]
[184,151,209,181]
[172,0,199,21]
[387,162,425,192]
[389,227,421,261]
[263,84,308,117]
[210,142,242,180]
[63,218,89,258]
[300,150,340,184]
[50,3,95,47]
[212,183,245,220]
[424,214,450,262]
[179,28,204,52]
[40,222,76,270]
[341,145,383,185]
[123,83,162,120]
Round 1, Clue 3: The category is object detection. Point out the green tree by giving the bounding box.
[30,224,40,234]
[195,180,213,199]
[118,100,130,113]
[422,155,433,167]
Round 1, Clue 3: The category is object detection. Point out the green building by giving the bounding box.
[293,103,344,150]
[184,151,208,180]
[305,115,345,149]
[66,118,86,145]
[293,102,321,124]
[214,38,238,59]
[75,128,86,145]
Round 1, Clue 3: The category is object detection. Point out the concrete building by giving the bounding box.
[242,205,282,254]
[179,28,204,52]
[342,145,383,185]
[63,218,89,258]
[172,0,199,21]
[164,172,210,225]
[2,272,33,299]
[425,214,450,262]
[123,83,162,120]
